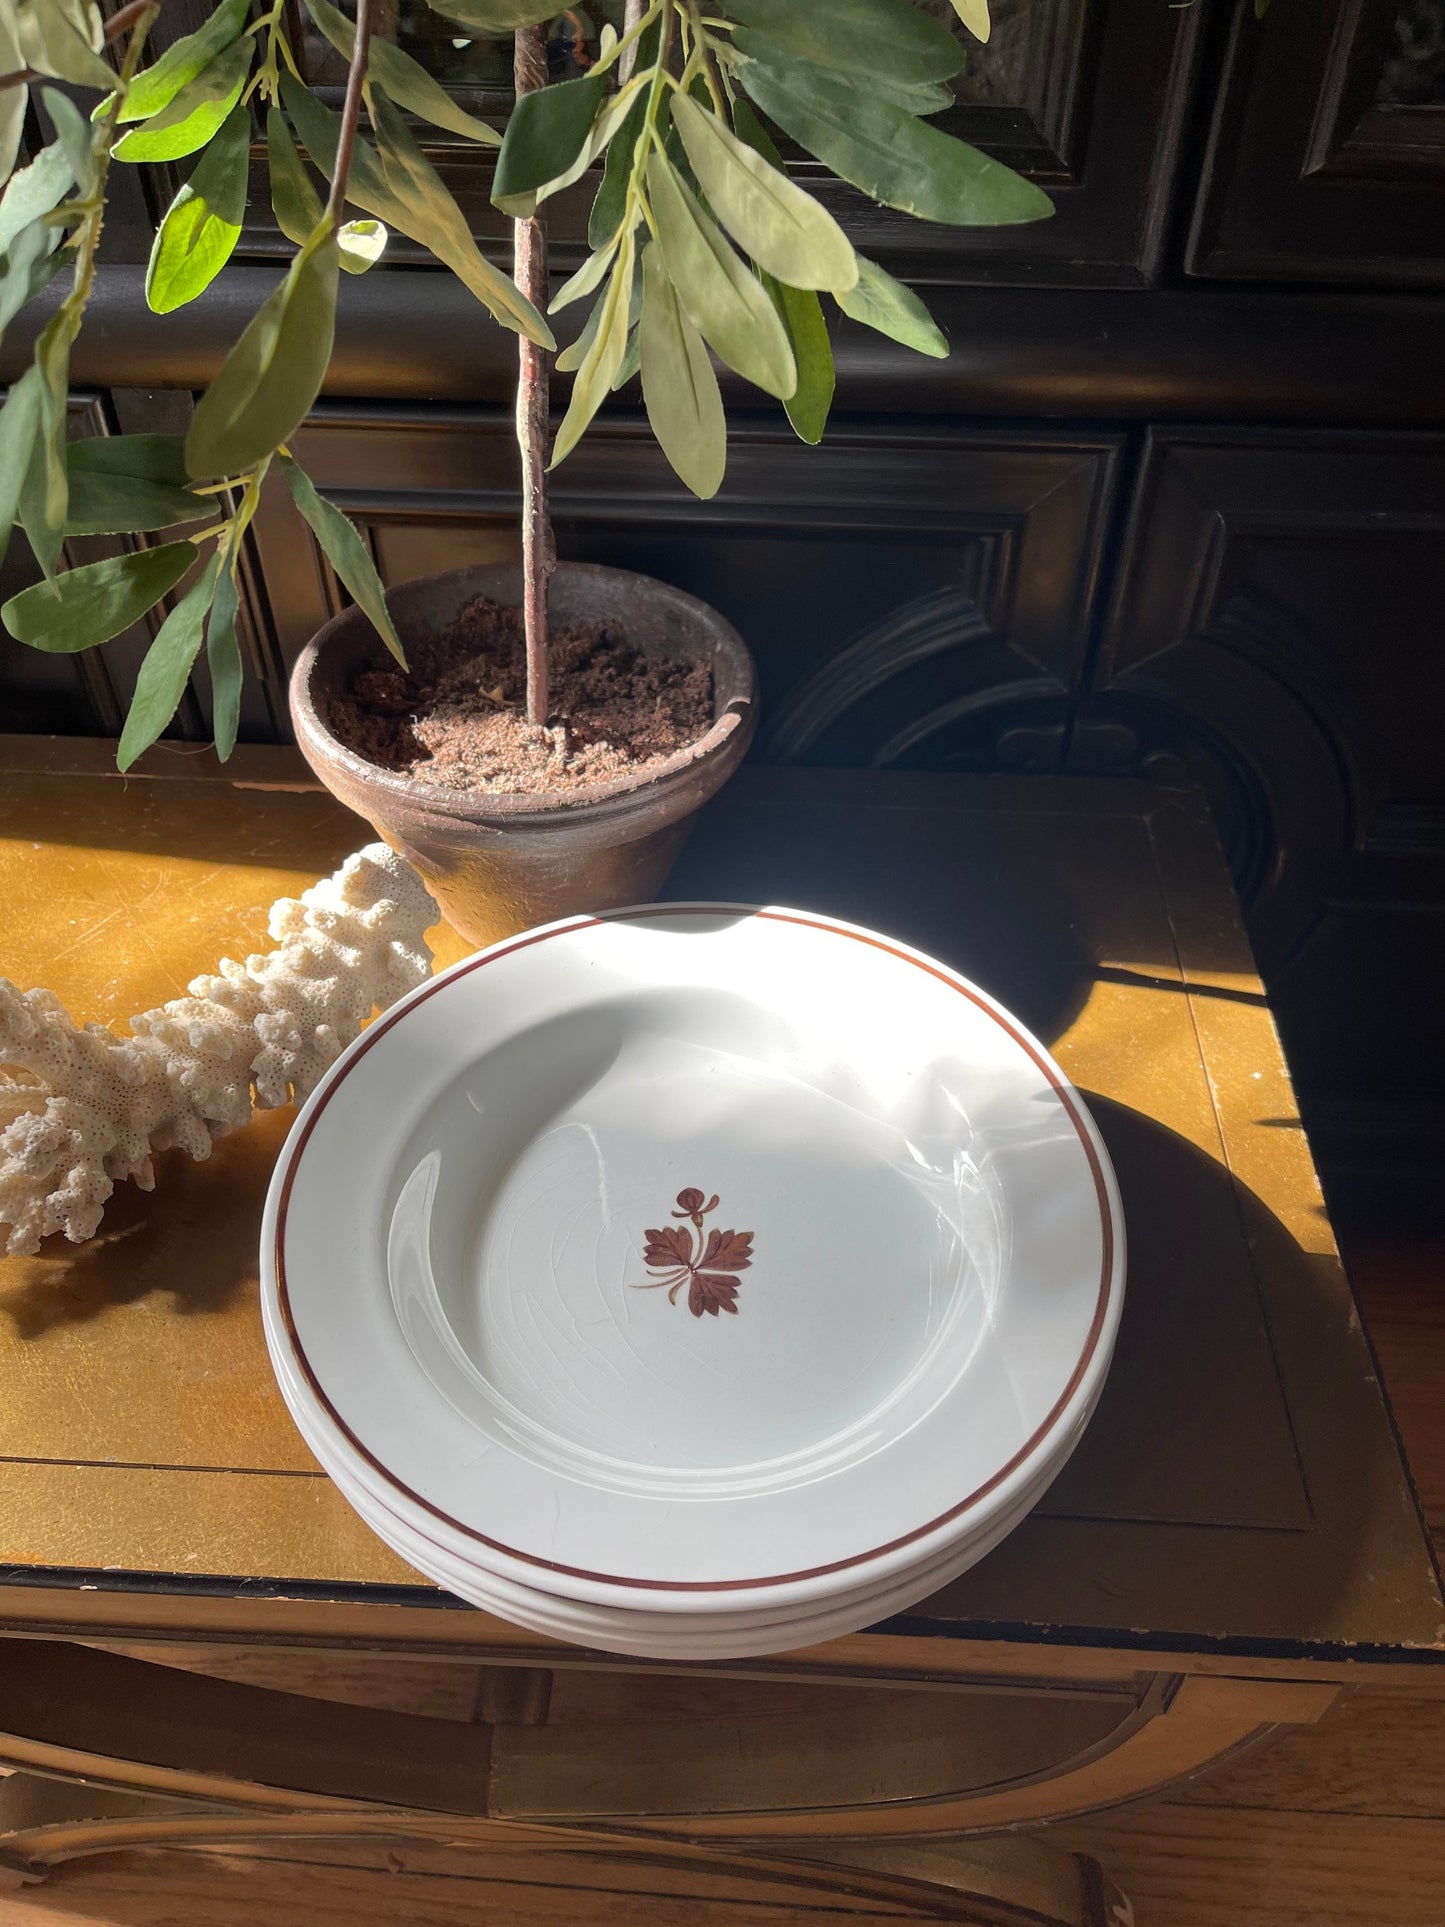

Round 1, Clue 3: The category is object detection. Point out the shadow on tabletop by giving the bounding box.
[5,763,1279,1058]
[667,802,1099,1052]
[0,1110,292,1338]
[887,1093,1432,1650]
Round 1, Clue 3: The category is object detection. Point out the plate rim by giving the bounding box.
[270,901,1124,1594]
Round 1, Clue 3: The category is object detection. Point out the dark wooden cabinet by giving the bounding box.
[251,408,1120,776]
[784,0,1205,288]
[1080,428,1445,1203]
[1081,429,1445,965]
[136,0,1204,289]
[1189,0,1445,285]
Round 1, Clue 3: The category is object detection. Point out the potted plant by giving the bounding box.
[0,0,1049,945]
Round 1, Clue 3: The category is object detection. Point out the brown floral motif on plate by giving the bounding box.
[635,1188,754,1318]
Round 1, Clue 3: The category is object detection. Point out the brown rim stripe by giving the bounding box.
[275,906,1119,1594]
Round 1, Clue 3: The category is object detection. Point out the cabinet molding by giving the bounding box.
[134,0,1200,291]
[1089,428,1445,1168]
[250,409,1121,784]
[1189,0,1445,285]
[8,269,1445,426]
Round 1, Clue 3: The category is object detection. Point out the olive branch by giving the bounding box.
[0,1,1036,767]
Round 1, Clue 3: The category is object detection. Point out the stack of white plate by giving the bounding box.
[261,903,1125,1660]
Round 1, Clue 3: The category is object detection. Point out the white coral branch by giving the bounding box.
[0,844,437,1259]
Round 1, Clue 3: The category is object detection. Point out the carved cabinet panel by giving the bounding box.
[248,407,1122,774]
[771,0,1204,288]
[1189,0,1445,284]
[131,0,1202,289]
[1086,428,1445,1130]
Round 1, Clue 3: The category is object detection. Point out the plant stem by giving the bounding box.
[105,0,162,42]
[684,0,727,116]
[68,4,158,311]
[0,0,162,91]
[619,0,646,82]
[325,0,374,227]
[514,22,554,729]
[628,0,675,217]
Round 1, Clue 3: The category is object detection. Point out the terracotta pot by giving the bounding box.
[289,561,758,949]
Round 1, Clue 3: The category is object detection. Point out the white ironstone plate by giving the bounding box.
[262,905,1124,1611]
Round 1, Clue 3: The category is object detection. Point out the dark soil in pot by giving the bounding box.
[328,593,715,796]
[290,562,758,953]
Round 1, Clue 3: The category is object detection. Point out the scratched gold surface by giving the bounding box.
[0,742,471,1585]
[0,740,1436,1647]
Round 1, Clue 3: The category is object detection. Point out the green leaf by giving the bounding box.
[589,88,649,250]
[737,40,1052,228]
[64,473,207,538]
[185,227,340,480]
[671,93,856,294]
[145,100,251,315]
[279,454,405,667]
[0,14,25,182]
[115,34,253,165]
[551,226,636,469]
[640,242,725,500]
[15,441,55,581]
[0,138,77,348]
[14,0,114,93]
[371,93,554,342]
[612,322,641,393]
[282,79,553,346]
[338,218,388,274]
[646,150,795,401]
[948,0,992,41]
[519,79,642,220]
[303,0,500,146]
[0,365,42,567]
[874,76,957,117]
[16,430,60,583]
[726,0,966,87]
[266,106,324,248]
[121,0,251,123]
[426,1,558,29]
[118,551,224,771]
[550,237,620,314]
[40,88,96,197]
[0,141,74,258]
[206,550,244,763]
[64,436,203,540]
[0,96,24,198]
[555,286,604,375]
[588,18,657,249]
[836,254,947,359]
[612,256,643,395]
[728,101,834,445]
[44,1,102,48]
[68,434,191,485]
[0,222,67,349]
[764,273,834,444]
[270,159,382,276]
[729,96,784,166]
[2,540,198,653]
[26,304,79,578]
[493,69,607,219]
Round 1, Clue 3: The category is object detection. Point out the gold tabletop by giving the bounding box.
[0,738,1438,1661]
